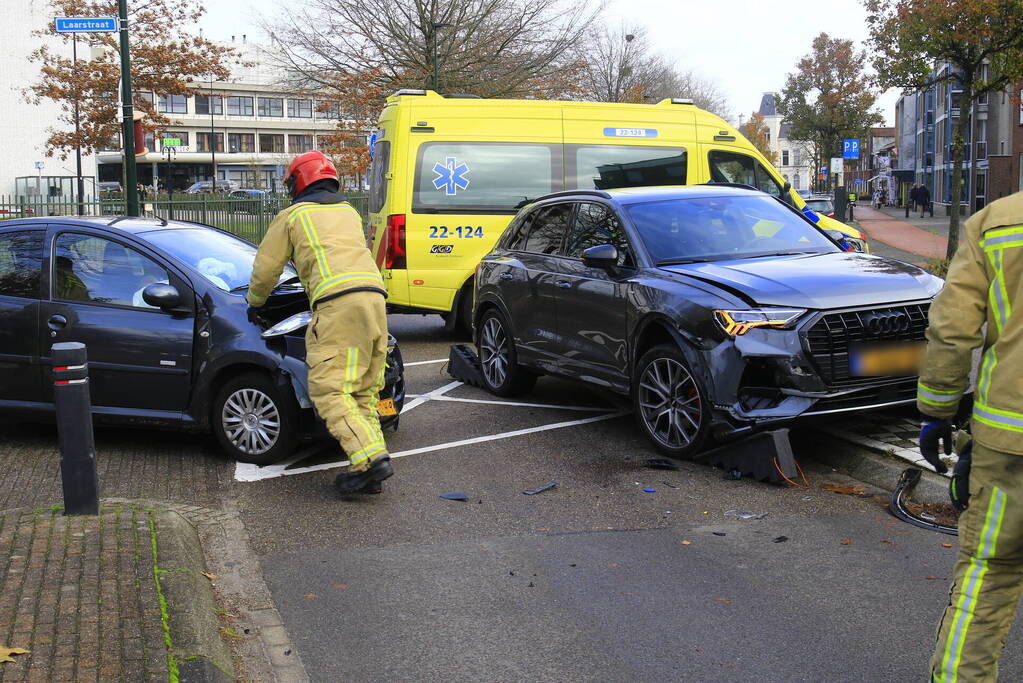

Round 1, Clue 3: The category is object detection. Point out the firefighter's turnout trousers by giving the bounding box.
[306,291,389,473]
[931,443,1023,683]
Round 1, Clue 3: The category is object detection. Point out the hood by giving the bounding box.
[660,252,942,309]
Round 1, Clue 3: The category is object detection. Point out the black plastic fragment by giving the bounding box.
[440,490,468,501]
[772,536,788,543]
[447,344,484,387]
[522,481,558,495]
[646,458,680,471]
[696,429,799,483]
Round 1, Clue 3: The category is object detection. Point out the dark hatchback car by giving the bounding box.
[0,217,404,464]
[474,185,943,457]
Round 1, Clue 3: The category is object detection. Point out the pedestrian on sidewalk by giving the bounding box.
[910,184,921,212]
[916,191,1023,682]
[919,183,931,218]
[246,150,394,495]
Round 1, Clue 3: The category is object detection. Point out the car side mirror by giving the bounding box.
[782,181,795,206]
[581,244,620,272]
[142,283,182,309]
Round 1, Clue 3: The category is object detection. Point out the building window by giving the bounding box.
[161,132,189,148]
[100,132,121,151]
[259,134,285,153]
[288,99,313,118]
[226,96,254,116]
[793,173,800,189]
[317,102,340,120]
[289,135,314,153]
[196,132,224,153]
[135,91,155,107]
[157,94,187,114]
[793,148,801,166]
[257,97,284,117]
[782,150,789,166]
[195,94,223,115]
[228,133,255,153]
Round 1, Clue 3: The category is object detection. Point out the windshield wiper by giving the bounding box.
[229,284,249,293]
[230,275,301,294]
[656,258,712,266]
[737,251,817,259]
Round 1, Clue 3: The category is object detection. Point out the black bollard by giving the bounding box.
[52,342,99,515]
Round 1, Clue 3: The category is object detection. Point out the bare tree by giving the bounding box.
[261,0,601,98]
[580,24,730,118]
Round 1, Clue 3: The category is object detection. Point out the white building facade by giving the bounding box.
[755,92,815,192]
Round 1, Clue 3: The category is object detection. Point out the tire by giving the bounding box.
[212,371,299,465]
[632,344,710,459]
[476,309,537,397]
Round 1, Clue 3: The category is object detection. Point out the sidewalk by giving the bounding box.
[0,504,232,683]
[854,205,957,261]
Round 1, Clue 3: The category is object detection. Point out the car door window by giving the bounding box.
[52,233,171,309]
[565,203,634,267]
[708,150,783,197]
[521,204,572,255]
[0,231,43,299]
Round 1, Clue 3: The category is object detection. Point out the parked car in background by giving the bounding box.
[184,180,240,194]
[804,196,835,218]
[97,181,122,194]
[474,185,942,458]
[0,216,405,464]
[796,188,814,199]
[229,189,285,214]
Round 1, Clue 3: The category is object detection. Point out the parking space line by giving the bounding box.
[404,395,619,412]
[233,411,628,482]
[403,358,448,367]
[400,380,463,415]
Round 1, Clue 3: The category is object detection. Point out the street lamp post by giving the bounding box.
[117,0,139,216]
[208,77,218,185]
[431,22,451,92]
[72,34,85,214]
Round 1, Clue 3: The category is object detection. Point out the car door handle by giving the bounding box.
[499,272,514,280]
[556,281,572,289]
[47,314,68,331]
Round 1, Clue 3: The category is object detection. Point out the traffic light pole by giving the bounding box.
[118,0,139,217]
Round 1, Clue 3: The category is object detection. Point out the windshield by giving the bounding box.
[626,195,839,264]
[143,227,297,291]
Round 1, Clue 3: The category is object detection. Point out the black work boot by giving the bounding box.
[334,456,393,495]
[368,455,393,483]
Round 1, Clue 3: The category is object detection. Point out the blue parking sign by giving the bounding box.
[842,139,860,160]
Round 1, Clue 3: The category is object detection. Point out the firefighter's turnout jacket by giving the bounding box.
[918,193,1023,454]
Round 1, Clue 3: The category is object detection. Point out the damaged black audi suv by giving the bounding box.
[474,185,942,457]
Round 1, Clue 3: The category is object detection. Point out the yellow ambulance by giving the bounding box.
[366,90,868,331]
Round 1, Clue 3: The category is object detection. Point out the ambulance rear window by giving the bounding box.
[413,142,558,213]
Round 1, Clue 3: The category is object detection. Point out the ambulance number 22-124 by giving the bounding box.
[429,225,484,239]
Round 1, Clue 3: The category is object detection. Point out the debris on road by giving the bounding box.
[661,481,680,489]
[0,647,29,664]
[772,536,788,543]
[889,468,959,535]
[680,540,692,545]
[440,490,469,501]
[522,481,558,495]
[643,488,656,493]
[712,532,726,537]
[840,539,853,545]
[722,468,743,480]
[822,483,868,496]
[646,458,680,471]
[724,509,767,520]
[697,428,802,484]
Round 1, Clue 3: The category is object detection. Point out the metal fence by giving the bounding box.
[0,193,369,244]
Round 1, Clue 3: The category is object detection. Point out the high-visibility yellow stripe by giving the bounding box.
[299,212,331,281]
[310,271,384,303]
[974,401,1023,433]
[917,381,966,407]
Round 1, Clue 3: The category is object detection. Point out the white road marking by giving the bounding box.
[233,411,628,482]
[400,380,463,414]
[403,358,448,367]
[404,394,618,413]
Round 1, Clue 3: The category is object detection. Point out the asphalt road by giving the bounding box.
[234,314,1022,682]
[4,313,1022,680]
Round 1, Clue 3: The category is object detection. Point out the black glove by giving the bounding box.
[247,306,266,326]
[919,417,952,474]
[950,439,972,512]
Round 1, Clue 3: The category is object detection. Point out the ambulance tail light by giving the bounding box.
[386,214,406,269]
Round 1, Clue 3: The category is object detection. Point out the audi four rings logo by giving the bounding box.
[861,311,910,334]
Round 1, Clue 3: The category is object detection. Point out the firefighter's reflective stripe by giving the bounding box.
[918,381,967,408]
[311,271,385,304]
[974,402,1023,434]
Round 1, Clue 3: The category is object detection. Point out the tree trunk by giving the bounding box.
[946,89,972,262]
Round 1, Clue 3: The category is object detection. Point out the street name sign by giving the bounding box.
[842,138,861,160]
[54,17,118,33]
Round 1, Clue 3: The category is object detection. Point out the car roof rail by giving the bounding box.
[108,215,169,227]
[532,189,613,202]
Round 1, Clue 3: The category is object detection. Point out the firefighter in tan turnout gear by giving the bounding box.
[247,150,393,495]
[916,191,1023,682]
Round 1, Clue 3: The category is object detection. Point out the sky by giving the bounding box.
[197,0,898,125]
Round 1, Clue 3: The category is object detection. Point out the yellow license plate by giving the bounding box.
[377,398,397,416]
[849,342,926,376]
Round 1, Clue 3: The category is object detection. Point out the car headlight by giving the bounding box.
[261,311,311,338]
[714,308,806,336]
[843,237,868,253]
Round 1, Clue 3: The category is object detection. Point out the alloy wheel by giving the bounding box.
[221,388,281,455]
[638,358,702,449]
[479,316,510,388]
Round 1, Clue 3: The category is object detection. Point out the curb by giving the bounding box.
[805,428,950,503]
[152,509,235,683]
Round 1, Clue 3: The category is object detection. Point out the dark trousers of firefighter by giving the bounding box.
[305,291,389,473]
[931,443,1023,683]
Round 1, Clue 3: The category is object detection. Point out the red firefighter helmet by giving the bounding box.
[284,150,339,197]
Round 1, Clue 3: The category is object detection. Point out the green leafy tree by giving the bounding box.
[777,33,883,194]
[864,0,1023,260]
